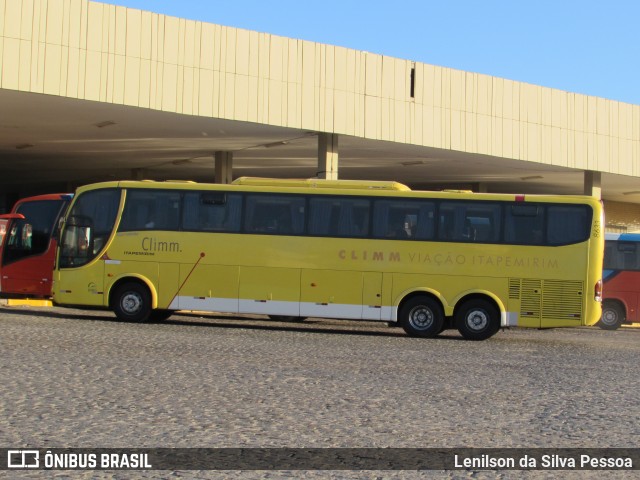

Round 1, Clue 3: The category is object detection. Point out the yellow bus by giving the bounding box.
[52,177,604,340]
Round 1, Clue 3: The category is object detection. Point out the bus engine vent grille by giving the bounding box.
[519,279,542,319]
[511,278,584,321]
[541,280,583,320]
[508,278,521,299]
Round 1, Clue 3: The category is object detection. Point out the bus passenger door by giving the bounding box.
[362,272,383,320]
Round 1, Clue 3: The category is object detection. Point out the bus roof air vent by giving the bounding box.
[232,177,411,191]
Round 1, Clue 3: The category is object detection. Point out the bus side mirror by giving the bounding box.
[60,215,94,264]
[52,216,65,241]
[78,226,92,253]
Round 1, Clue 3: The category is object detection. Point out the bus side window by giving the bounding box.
[438,202,501,243]
[156,194,181,230]
[120,197,152,231]
[120,191,180,231]
[346,201,370,236]
[438,208,455,240]
[308,198,334,235]
[414,205,435,239]
[547,205,590,245]
[372,200,434,240]
[309,197,370,238]
[182,192,242,232]
[617,242,638,270]
[505,204,544,244]
[245,195,305,235]
[603,243,616,269]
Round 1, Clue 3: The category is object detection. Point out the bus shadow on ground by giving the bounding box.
[2,306,112,322]
[162,316,418,340]
[171,318,468,341]
[1,306,466,341]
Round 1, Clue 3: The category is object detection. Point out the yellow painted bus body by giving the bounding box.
[53,179,603,333]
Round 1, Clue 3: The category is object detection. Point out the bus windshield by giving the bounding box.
[3,200,65,265]
[0,194,72,298]
[59,189,120,268]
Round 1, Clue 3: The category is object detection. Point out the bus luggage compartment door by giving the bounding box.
[301,269,375,320]
[238,266,300,316]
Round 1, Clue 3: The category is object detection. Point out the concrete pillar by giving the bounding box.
[584,170,602,199]
[317,133,339,180]
[215,151,233,184]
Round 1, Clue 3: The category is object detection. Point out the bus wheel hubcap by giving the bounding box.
[409,306,433,330]
[602,310,617,325]
[122,293,142,314]
[467,310,488,331]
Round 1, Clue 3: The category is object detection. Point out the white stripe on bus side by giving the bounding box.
[168,296,393,322]
[167,295,516,327]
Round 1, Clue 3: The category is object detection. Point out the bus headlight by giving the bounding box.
[595,279,603,302]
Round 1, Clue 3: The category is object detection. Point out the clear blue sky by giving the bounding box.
[106,0,640,106]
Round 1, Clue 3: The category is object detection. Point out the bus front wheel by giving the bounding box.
[455,299,500,341]
[399,296,444,338]
[113,282,152,323]
[598,302,624,330]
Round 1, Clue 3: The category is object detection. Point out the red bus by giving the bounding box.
[0,193,72,298]
[599,233,640,330]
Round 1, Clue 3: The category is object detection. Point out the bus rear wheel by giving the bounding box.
[112,282,152,322]
[598,302,624,330]
[455,299,500,341]
[399,296,444,338]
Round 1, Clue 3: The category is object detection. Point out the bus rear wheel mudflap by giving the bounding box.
[454,298,501,341]
[112,281,152,322]
[398,295,444,338]
[598,301,624,330]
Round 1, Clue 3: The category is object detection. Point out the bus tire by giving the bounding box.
[399,296,444,338]
[455,299,500,341]
[598,301,624,330]
[112,282,152,323]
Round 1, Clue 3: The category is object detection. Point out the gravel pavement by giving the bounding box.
[1,303,639,479]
